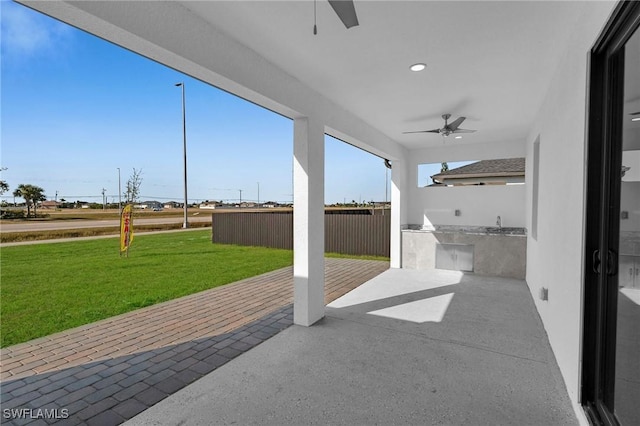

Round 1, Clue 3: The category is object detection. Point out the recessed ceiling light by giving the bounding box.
[632,117,640,122]
[455,136,463,139]
[410,63,426,72]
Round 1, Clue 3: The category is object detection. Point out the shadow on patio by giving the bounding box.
[126,269,578,426]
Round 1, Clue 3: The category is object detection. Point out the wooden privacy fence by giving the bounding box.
[212,211,390,257]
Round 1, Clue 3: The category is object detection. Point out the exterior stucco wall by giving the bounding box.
[524,1,617,421]
[409,185,526,228]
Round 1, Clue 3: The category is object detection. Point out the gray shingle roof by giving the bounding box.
[433,158,525,179]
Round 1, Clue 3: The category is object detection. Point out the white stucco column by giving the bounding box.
[390,158,409,269]
[293,116,325,326]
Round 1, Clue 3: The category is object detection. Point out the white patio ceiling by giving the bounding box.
[23,1,595,152]
[180,0,585,150]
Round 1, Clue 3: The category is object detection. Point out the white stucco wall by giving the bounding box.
[524,1,616,420]
[409,185,526,228]
[407,140,526,228]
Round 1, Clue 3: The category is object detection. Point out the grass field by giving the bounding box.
[0,230,293,347]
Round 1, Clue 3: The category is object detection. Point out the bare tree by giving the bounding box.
[124,168,143,204]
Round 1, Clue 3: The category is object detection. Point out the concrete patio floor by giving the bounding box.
[126,269,578,426]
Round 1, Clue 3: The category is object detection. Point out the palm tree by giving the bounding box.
[13,185,29,217]
[13,184,45,218]
[31,187,46,217]
[0,167,8,196]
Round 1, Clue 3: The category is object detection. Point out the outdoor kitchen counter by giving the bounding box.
[403,225,527,236]
[402,225,527,279]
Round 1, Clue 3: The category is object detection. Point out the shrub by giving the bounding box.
[1,210,25,219]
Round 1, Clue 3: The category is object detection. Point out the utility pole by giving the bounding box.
[117,168,122,215]
[175,82,189,229]
[101,188,107,210]
[257,182,260,206]
[239,189,243,204]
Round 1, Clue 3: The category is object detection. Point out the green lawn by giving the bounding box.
[0,231,293,347]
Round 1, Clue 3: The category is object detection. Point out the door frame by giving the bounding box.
[582,1,640,425]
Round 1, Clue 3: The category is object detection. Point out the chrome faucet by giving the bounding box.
[496,216,502,229]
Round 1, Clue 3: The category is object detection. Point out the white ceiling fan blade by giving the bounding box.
[452,129,476,133]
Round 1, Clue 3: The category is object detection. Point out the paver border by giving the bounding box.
[1,305,293,426]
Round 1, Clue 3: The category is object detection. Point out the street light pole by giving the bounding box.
[257,182,260,206]
[175,82,188,228]
[117,167,122,215]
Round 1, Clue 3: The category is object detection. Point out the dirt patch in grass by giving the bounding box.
[0,221,212,243]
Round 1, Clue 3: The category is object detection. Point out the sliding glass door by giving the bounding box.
[583,2,640,425]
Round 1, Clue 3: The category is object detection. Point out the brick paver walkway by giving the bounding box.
[0,258,388,425]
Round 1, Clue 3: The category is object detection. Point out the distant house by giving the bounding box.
[199,203,218,209]
[430,158,525,186]
[40,200,61,210]
[135,201,163,210]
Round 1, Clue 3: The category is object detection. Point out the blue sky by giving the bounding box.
[1,1,409,205]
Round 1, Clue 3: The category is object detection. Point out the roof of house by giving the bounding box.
[431,158,525,182]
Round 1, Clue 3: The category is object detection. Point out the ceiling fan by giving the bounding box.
[314,0,359,34]
[403,114,477,138]
[328,0,359,28]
